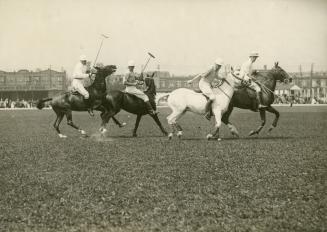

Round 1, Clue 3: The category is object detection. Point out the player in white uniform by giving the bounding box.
[187,58,223,120]
[71,55,94,115]
[239,52,267,109]
[123,60,157,115]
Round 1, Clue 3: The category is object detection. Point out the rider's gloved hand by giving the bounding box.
[90,67,97,74]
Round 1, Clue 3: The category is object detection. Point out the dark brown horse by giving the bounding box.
[37,65,124,138]
[221,62,291,137]
[99,74,168,137]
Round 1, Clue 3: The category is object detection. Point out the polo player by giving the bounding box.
[187,58,224,120]
[240,52,267,109]
[71,55,94,116]
[123,60,157,116]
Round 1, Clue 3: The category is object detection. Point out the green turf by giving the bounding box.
[0,106,326,231]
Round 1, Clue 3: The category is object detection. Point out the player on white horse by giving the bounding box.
[166,60,242,140]
[187,58,224,120]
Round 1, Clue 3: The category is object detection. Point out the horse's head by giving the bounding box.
[271,62,291,83]
[226,66,243,88]
[93,65,117,79]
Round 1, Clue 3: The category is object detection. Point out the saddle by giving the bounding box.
[193,89,210,101]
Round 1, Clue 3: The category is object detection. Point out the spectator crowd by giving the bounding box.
[0,98,35,108]
[0,96,326,109]
[273,95,327,105]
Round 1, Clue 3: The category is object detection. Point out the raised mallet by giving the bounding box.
[93,34,109,66]
[141,52,156,73]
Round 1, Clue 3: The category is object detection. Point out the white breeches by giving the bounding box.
[199,78,215,100]
[71,79,89,99]
[125,86,149,102]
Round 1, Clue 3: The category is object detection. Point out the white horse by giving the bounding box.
[166,71,242,140]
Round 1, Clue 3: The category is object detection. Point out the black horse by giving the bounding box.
[99,74,168,137]
[222,62,291,137]
[37,65,124,138]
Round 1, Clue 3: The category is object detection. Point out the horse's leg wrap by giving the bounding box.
[170,123,177,133]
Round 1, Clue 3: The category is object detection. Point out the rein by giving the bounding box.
[213,78,232,100]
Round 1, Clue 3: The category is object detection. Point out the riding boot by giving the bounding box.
[204,99,213,121]
[84,98,94,117]
[257,92,267,109]
[145,101,157,116]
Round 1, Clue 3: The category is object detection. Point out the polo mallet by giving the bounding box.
[141,52,155,73]
[93,34,109,67]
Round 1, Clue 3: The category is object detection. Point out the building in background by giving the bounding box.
[108,68,327,100]
[0,68,67,101]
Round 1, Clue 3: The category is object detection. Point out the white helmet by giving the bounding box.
[79,55,87,61]
[128,60,135,67]
[214,58,224,66]
[249,52,259,57]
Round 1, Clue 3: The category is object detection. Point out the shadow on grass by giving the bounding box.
[181,136,295,141]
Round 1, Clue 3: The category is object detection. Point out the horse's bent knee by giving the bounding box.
[215,120,222,128]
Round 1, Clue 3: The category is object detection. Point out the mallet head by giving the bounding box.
[148,52,155,58]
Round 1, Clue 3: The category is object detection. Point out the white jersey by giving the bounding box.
[72,62,90,86]
[239,58,254,81]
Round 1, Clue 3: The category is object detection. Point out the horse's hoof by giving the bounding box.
[177,131,183,139]
[267,126,275,132]
[120,122,127,128]
[248,130,257,136]
[206,134,213,140]
[79,130,87,135]
[58,134,67,138]
[168,133,173,140]
[232,132,240,138]
[100,128,107,136]
[217,138,222,141]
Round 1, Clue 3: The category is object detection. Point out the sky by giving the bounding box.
[0,0,326,76]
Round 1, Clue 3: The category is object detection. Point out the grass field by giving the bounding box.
[0,106,326,231]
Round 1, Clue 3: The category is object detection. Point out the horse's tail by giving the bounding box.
[36,98,52,110]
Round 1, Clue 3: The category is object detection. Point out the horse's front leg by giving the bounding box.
[112,116,127,128]
[249,109,266,136]
[266,106,280,132]
[133,115,142,137]
[99,110,112,134]
[222,105,239,138]
[207,109,222,141]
